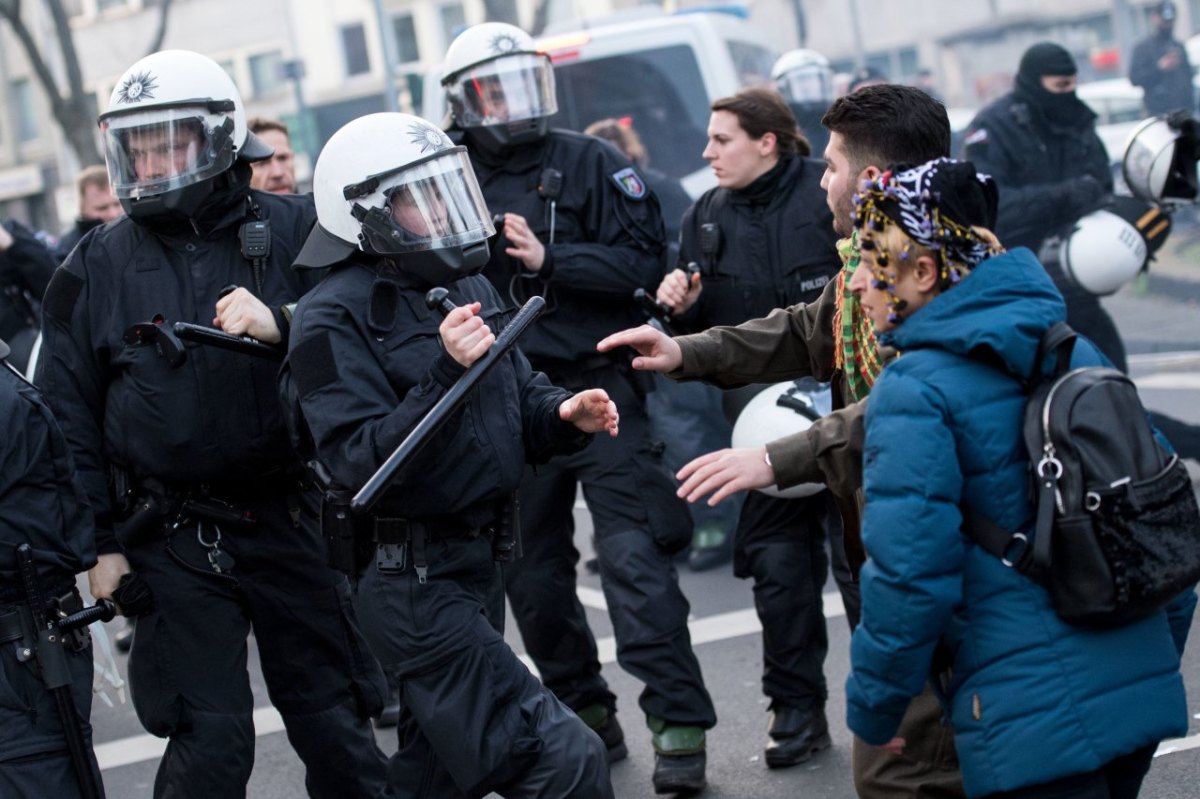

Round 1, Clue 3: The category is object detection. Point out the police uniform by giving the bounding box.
[455,125,716,738]
[675,154,846,747]
[963,85,1125,370]
[0,340,103,798]
[280,263,613,799]
[0,218,56,374]
[36,169,389,798]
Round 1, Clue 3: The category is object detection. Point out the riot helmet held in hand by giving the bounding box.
[771,49,834,107]
[1058,196,1171,295]
[295,113,494,286]
[99,50,272,221]
[1122,113,1200,205]
[441,22,557,151]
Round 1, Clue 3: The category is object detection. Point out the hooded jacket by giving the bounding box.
[847,247,1193,796]
[963,92,1110,252]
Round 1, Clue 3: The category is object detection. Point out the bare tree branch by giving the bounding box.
[145,0,174,55]
[0,0,109,164]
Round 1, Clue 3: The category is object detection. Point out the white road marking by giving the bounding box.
[96,706,284,770]
[1135,372,1200,390]
[95,588,1196,771]
[1155,732,1200,756]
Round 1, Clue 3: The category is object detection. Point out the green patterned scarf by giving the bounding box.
[833,232,883,402]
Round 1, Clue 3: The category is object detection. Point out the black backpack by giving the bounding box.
[965,323,1200,627]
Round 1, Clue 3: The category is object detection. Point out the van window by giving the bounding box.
[726,40,774,87]
[550,45,711,180]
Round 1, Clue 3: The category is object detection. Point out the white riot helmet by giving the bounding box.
[99,50,271,220]
[729,379,830,499]
[441,22,557,150]
[771,49,834,106]
[1122,114,1200,206]
[1058,197,1170,295]
[295,113,494,286]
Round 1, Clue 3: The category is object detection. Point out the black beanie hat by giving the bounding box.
[1018,42,1077,84]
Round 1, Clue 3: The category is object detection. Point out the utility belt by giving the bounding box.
[110,467,304,550]
[0,587,89,656]
[320,489,519,583]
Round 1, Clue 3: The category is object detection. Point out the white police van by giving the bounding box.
[423,7,777,198]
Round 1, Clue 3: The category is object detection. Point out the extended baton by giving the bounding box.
[173,322,284,361]
[16,544,101,799]
[352,291,546,514]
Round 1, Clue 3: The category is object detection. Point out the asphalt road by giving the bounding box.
[87,252,1200,798]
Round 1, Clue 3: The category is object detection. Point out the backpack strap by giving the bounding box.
[960,507,1037,575]
[1034,322,1076,382]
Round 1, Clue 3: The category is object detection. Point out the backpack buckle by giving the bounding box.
[1001,532,1029,568]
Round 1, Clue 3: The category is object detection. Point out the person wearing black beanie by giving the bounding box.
[962,41,1126,366]
[1013,42,1097,128]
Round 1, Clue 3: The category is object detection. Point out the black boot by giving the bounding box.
[687,526,732,572]
[578,704,628,763]
[764,705,831,769]
[649,716,706,794]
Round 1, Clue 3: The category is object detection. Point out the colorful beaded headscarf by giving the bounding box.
[852,158,1003,325]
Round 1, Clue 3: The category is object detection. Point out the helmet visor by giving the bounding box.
[359,148,495,256]
[101,105,235,200]
[777,69,833,104]
[447,53,557,128]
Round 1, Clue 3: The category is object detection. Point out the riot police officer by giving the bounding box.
[279,111,616,799]
[656,86,845,768]
[0,338,103,797]
[771,49,835,157]
[441,22,716,794]
[36,50,388,798]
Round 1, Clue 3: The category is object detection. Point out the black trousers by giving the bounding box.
[504,363,716,728]
[125,493,389,799]
[734,490,842,711]
[353,534,613,799]
[0,617,103,798]
[978,744,1157,799]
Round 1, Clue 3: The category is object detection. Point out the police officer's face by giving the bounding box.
[471,76,510,123]
[702,110,778,190]
[390,184,449,238]
[821,132,878,238]
[126,124,201,182]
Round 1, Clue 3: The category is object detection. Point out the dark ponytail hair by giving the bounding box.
[711,86,810,158]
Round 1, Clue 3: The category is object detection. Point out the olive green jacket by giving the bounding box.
[668,278,894,572]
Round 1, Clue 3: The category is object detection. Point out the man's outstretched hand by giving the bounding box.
[596,325,683,373]
[676,447,775,506]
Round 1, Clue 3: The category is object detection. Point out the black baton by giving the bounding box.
[352,292,546,514]
[15,544,101,799]
[173,322,284,361]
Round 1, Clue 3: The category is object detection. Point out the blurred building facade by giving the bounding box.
[0,0,1194,231]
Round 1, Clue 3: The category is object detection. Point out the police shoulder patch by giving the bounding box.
[609,167,648,201]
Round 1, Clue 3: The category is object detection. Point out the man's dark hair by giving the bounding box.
[712,86,811,158]
[248,116,289,138]
[821,84,949,173]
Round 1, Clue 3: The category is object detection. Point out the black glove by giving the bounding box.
[111,572,155,617]
[1062,174,1105,215]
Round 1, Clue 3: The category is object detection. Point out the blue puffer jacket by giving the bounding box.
[846,247,1194,797]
